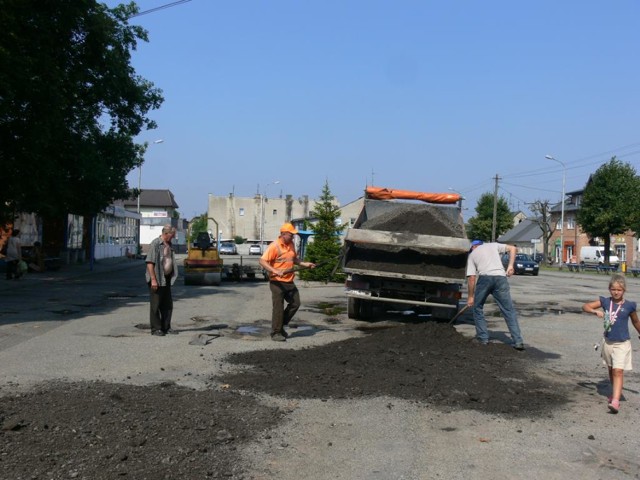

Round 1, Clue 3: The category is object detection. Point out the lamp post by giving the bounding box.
[137,139,164,214]
[137,139,163,255]
[260,181,280,251]
[546,154,565,265]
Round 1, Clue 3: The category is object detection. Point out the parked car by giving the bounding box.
[219,242,237,255]
[248,244,262,255]
[501,253,539,276]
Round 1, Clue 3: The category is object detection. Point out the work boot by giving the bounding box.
[513,343,525,351]
[271,333,286,342]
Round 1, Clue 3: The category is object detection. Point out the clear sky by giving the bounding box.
[107,0,640,220]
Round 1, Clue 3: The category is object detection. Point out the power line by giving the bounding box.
[460,141,640,214]
[129,0,193,18]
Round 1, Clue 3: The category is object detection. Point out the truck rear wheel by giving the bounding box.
[347,297,361,319]
[347,297,373,320]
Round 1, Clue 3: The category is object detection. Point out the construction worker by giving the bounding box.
[259,223,315,341]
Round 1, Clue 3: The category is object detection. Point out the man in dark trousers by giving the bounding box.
[145,225,178,336]
[259,223,315,341]
[466,239,525,350]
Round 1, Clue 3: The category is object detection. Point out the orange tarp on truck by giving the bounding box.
[365,186,461,204]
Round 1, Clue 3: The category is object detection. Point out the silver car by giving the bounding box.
[248,244,262,255]
[219,242,237,255]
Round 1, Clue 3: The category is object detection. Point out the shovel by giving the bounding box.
[448,304,470,325]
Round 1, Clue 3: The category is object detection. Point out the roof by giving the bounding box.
[498,218,543,243]
[122,189,179,209]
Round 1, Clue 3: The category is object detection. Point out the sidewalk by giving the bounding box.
[0,256,146,293]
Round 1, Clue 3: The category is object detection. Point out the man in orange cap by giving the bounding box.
[259,222,316,341]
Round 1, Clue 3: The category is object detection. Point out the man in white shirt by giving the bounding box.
[466,240,525,350]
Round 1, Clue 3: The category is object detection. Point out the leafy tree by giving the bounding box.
[188,214,208,243]
[233,236,246,245]
[528,199,555,262]
[0,0,163,221]
[577,157,640,265]
[300,181,345,283]
[466,193,512,241]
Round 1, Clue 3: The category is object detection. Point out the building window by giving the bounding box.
[272,209,277,215]
[566,216,575,229]
[239,208,244,216]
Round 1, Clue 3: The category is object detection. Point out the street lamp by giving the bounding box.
[546,154,565,265]
[260,181,280,251]
[136,139,163,255]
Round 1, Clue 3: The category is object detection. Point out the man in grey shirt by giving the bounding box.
[466,240,525,350]
[145,225,178,336]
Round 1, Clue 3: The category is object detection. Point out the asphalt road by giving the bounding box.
[1,262,640,479]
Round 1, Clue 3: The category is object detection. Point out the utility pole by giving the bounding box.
[491,174,500,242]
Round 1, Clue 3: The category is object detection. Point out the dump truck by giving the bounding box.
[183,218,223,285]
[342,186,469,321]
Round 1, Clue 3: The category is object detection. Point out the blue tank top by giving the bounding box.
[600,296,636,342]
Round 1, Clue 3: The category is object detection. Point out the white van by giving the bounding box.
[579,246,620,267]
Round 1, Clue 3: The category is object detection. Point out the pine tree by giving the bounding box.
[300,181,345,282]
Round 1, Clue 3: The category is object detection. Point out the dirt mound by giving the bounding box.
[0,382,281,480]
[0,323,566,479]
[360,203,465,237]
[220,322,566,416]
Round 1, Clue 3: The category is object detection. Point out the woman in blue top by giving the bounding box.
[583,274,640,413]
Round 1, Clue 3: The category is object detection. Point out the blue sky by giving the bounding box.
[107,0,640,219]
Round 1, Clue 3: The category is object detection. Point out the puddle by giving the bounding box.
[231,323,324,339]
[235,325,268,335]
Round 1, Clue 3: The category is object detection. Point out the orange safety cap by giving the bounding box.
[280,223,298,234]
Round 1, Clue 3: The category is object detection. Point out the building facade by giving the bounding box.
[121,189,186,253]
[207,193,318,244]
[549,188,638,266]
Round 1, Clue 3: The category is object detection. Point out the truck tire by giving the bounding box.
[347,297,361,319]
[347,298,374,320]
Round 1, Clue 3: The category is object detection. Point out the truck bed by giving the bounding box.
[343,199,468,282]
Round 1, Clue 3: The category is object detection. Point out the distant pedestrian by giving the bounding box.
[5,229,22,280]
[259,223,315,341]
[145,225,178,336]
[466,240,525,350]
[582,274,640,413]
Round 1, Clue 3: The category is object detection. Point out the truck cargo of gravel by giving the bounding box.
[342,187,470,321]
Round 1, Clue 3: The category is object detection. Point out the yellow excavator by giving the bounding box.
[183,217,223,285]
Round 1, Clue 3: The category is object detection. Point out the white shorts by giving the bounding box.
[601,339,633,370]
